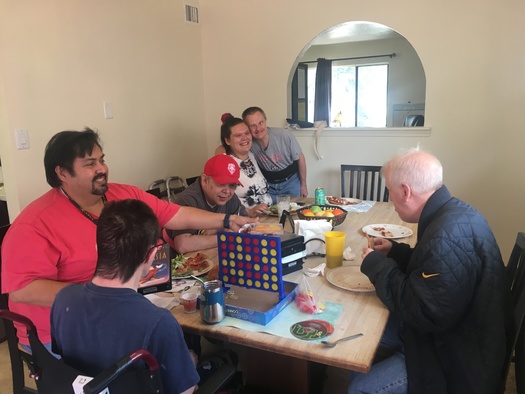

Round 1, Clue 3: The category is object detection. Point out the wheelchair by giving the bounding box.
[0,309,235,394]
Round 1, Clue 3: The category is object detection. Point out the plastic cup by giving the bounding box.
[277,194,291,217]
[181,288,199,313]
[325,231,346,269]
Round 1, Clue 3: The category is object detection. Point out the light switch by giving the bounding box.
[15,129,30,150]
[103,102,113,119]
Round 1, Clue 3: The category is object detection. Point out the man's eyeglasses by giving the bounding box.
[147,239,164,256]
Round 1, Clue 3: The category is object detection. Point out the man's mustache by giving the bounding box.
[93,174,107,182]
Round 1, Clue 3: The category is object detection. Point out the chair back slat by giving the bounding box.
[341,165,389,202]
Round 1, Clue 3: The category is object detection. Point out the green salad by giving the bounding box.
[171,254,192,278]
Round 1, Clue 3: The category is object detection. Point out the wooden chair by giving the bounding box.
[500,232,525,394]
[340,165,389,202]
[0,224,38,394]
[402,114,424,126]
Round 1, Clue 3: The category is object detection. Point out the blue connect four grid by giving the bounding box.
[217,231,285,300]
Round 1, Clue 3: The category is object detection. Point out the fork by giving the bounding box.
[321,333,363,347]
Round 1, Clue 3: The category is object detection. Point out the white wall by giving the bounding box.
[199,0,525,260]
[0,0,208,215]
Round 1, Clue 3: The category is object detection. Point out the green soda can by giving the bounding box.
[315,187,325,205]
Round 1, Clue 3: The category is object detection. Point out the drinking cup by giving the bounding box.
[200,280,225,324]
[181,287,199,313]
[324,231,346,269]
[277,194,291,218]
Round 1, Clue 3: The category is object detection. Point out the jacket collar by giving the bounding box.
[417,185,452,240]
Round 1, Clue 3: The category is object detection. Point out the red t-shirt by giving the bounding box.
[1,183,179,345]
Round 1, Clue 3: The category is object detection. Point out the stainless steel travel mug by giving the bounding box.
[200,280,225,324]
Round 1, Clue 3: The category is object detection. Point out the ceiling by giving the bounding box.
[310,21,403,46]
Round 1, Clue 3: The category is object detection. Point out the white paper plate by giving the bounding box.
[362,224,413,239]
[325,196,363,207]
[326,266,375,293]
[172,257,214,279]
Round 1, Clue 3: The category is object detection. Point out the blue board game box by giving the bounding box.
[217,231,297,325]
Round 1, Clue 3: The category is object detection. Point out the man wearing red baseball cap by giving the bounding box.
[165,154,248,254]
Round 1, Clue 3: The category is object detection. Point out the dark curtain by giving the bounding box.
[314,58,332,123]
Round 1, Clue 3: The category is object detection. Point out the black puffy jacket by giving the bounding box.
[362,186,506,394]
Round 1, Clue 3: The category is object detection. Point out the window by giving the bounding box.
[305,63,388,127]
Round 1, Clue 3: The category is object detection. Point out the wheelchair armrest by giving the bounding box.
[0,309,36,331]
[196,363,236,394]
[83,349,158,394]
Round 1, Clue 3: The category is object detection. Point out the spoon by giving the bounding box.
[191,275,205,285]
[321,333,363,347]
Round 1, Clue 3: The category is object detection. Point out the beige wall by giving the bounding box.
[0,0,524,260]
[199,0,525,259]
[0,0,209,215]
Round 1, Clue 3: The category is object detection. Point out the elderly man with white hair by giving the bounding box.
[349,149,507,394]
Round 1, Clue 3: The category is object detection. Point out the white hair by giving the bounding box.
[382,147,443,194]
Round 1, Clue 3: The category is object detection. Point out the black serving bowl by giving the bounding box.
[296,204,348,227]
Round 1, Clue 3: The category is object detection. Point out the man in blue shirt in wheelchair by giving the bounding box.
[51,199,200,394]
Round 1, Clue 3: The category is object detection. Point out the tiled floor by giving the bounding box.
[0,340,517,394]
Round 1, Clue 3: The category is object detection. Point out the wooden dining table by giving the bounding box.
[170,200,417,392]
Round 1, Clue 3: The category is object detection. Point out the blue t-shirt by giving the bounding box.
[51,282,199,393]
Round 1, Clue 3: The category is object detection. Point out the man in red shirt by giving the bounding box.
[1,128,254,353]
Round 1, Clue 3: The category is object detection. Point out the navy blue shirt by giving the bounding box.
[51,282,199,393]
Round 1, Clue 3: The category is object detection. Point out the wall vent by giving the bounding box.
[184,4,199,24]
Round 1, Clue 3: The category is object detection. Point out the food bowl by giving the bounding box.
[296,204,348,227]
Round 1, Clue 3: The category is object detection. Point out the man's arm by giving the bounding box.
[298,153,308,197]
[215,145,226,155]
[172,232,218,254]
[9,279,71,307]
[164,206,255,232]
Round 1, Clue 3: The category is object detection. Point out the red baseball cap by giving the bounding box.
[204,154,243,186]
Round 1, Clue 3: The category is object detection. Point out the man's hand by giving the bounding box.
[361,247,374,260]
[228,215,258,232]
[300,184,308,198]
[361,237,393,260]
[372,237,393,255]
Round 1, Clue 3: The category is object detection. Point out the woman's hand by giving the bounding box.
[247,203,270,217]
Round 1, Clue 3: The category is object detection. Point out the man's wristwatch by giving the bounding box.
[223,214,231,229]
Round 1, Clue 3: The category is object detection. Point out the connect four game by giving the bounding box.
[217,231,285,300]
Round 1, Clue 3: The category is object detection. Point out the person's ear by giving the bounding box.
[401,183,411,201]
[56,166,70,182]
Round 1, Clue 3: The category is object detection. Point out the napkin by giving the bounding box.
[294,219,332,255]
[305,262,326,277]
[145,293,179,309]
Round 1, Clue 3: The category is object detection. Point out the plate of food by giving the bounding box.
[362,224,413,239]
[171,252,214,279]
[239,223,284,234]
[267,202,304,216]
[325,196,362,206]
[326,266,375,293]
